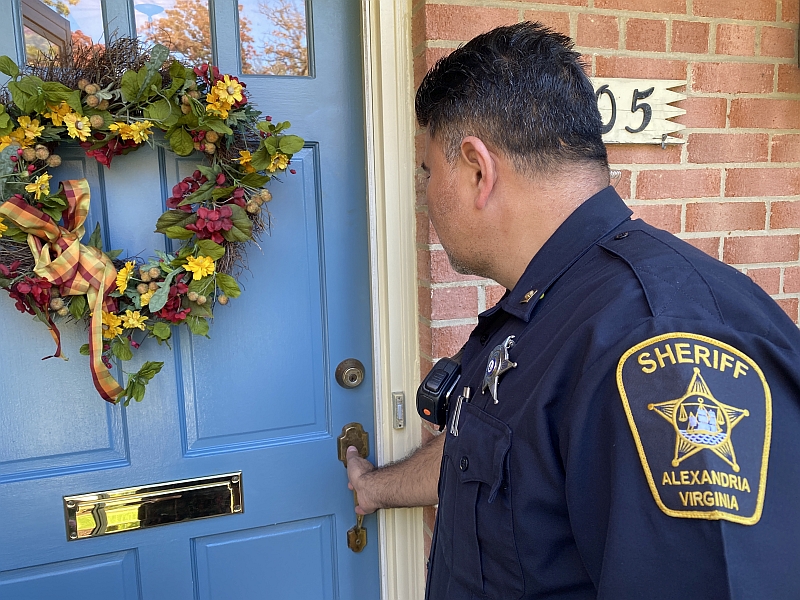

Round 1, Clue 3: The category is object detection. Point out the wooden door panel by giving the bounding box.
[0,550,141,600]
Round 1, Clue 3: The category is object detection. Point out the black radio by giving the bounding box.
[416,356,461,428]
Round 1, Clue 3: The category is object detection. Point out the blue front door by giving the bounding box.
[0,1,380,598]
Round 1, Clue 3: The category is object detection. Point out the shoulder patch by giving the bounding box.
[617,333,771,525]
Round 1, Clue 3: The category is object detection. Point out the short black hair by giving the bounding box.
[415,22,608,175]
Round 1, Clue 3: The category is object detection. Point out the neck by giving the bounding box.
[488,168,609,290]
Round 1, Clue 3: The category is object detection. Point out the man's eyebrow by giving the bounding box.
[420,162,429,172]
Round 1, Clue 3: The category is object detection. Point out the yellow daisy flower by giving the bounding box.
[0,135,13,152]
[205,94,232,119]
[235,150,256,173]
[0,216,7,238]
[129,121,154,144]
[140,290,154,306]
[267,153,290,173]
[121,309,148,330]
[63,112,91,142]
[101,311,123,339]
[115,261,136,293]
[184,255,215,280]
[109,122,133,138]
[25,173,52,200]
[44,102,71,126]
[9,127,32,148]
[17,116,44,141]
[214,75,243,104]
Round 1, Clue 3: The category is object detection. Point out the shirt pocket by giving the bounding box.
[439,402,524,599]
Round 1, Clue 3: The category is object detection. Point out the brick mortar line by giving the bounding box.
[424,316,480,327]
[423,38,799,66]
[421,280,498,289]
[626,198,794,205]
[420,0,796,27]
[612,164,800,169]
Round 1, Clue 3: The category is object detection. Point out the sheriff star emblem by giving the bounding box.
[617,333,771,525]
[482,335,517,403]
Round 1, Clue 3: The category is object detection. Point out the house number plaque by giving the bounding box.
[591,78,687,145]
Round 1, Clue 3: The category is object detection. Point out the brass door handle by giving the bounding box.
[337,422,369,552]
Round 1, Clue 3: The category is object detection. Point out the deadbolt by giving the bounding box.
[335,358,365,389]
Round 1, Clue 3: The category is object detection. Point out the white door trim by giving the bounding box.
[361,1,426,599]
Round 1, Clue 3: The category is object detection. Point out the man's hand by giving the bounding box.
[342,434,445,514]
[346,446,380,515]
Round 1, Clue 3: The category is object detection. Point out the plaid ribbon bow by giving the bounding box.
[0,179,124,402]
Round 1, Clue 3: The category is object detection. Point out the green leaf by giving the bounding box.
[250,146,270,171]
[0,275,11,288]
[196,239,225,261]
[221,204,253,243]
[0,55,20,78]
[9,78,46,114]
[185,315,209,337]
[150,321,172,342]
[136,360,164,382]
[185,299,213,318]
[169,127,194,156]
[86,222,103,250]
[145,98,173,122]
[196,165,218,180]
[120,69,140,103]
[169,59,185,79]
[64,89,83,113]
[79,343,90,355]
[69,295,88,320]
[264,136,279,154]
[177,180,215,206]
[148,268,182,313]
[105,249,123,260]
[240,173,270,188]
[215,273,241,298]
[163,225,195,240]
[278,135,304,155]
[41,206,64,222]
[202,118,233,135]
[188,276,215,297]
[211,185,236,201]
[111,337,134,361]
[155,209,198,233]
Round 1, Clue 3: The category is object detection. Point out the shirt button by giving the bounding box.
[459,456,469,471]
[479,333,489,346]
[614,231,629,240]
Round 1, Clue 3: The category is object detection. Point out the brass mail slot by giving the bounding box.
[63,472,243,540]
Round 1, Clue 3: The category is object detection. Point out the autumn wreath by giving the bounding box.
[0,39,303,405]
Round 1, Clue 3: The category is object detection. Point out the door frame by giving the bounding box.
[362,1,426,599]
[0,0,425,596]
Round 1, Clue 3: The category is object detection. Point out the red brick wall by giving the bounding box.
[412,0,799,563]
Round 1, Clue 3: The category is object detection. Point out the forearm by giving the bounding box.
[362,433,444,509]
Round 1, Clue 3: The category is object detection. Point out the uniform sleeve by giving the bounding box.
[562,320,800,600]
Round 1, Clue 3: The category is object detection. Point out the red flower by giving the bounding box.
[155,273,191,323]
[7,276,52,315]
[185,205,233,244]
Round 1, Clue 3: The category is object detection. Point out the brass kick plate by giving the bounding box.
[63,472,243,541]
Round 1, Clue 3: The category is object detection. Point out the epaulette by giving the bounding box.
[598,228,723,323]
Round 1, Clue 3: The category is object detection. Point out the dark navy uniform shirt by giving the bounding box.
[426,186,800,600]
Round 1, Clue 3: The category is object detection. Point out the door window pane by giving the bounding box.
[239,0,310,76]
[135,0,213,65]
[21,0,102,64]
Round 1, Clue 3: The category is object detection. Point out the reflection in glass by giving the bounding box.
[24,25,60,63]
[239,0,309,76]
[134,0,213,65]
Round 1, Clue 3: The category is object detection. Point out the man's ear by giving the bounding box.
[459,136,497,210]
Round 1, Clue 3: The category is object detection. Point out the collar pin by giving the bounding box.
[520,289,538,304]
